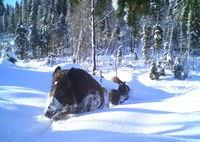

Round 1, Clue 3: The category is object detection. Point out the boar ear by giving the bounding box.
[53,66,61,77]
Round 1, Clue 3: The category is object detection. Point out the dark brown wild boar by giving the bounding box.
[44,66,104,120]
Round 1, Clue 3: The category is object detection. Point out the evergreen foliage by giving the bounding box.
[0,0,4,16]
[149,62,160,80]
[2,12,8,32]
[1,43,17,64]
[141,24,151,63]
[0,0,4,32]
[9,11,16,33]
[14,22,28,59]
[173,57,184,79]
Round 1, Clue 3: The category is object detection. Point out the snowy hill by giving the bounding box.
[0,55,200,142]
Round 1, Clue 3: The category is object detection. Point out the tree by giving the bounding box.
[28,0,39,58]
[91,0,96,75]
[177,0,200,51]
[29,22,39,58]
[27,0,32,25]
[153,24,163,61]
[39,26,49,57]
[50,12,68,56]
[2,12,8,32]
[14,22,28,59]
[91,0,113,74]
[22,0,28,25]
[9,11,16,33]
[141,24,151,63]
[149,61,159,80]
[37,1,49,57]
[116,0,159,32]
[0,0,5,32]
[0,0,4,15]
[169,0,200,79]
[55,0,67,16]
[14,1,21,26]
[172,57,184,79]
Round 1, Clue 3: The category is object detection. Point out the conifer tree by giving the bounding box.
[9,11,16,33]
[38,1,49,57]
[14,22,28,59]
[0,0,4,16]
[116,0,159,34]
[14,1,21,26]
[141,24,151,63]
[0,0,5,32]
[177,0,200,51]
[5,4,11,17]
[173,57,184,79]
[51,12,68,56]
[29,22,39,58]
[3,12,8,32]
[29,0,39,58]
[153,24,163,60]
[22,0,28,25]
[27,0,32,25]
[149,62,159,80]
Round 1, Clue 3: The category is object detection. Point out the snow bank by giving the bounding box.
[0,56,200,142]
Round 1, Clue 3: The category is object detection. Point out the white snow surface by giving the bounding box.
[0,54,200,142]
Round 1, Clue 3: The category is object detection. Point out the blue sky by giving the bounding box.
[3,0,21,7]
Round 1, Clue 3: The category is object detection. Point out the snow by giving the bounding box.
[0,54,200,142]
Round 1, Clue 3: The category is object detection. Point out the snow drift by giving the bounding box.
[0,56,200,142]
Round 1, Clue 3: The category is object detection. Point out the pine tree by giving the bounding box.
[51,12,68,56]
[177,0,200,51]
[116,0,159,34]
[14,22,28,59]
[172,57,184,79]
[22,0,28,25]
[27,0,32,25]
[2,12,8,32]
[29,0,37,23]
[0,0,5,32]
[14,1,21,26]
[39,26,49,57]
[141,24,151,63]
[0,0,4,16]
[29,0,39,58]
[38,1,49,57]
[149,61,159,80]
[46,12,55,54]
[55,0,67,16]
[9,11,16,33]
[171,0,200,79]
[153,24,163,60]
[29,22,39,58]
[5,4,11,17]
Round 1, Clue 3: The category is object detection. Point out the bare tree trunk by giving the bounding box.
[91,0,96,75]
[169,18,174,62]
[75,28,83,62]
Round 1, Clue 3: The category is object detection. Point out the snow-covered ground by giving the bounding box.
[0,54,200,142]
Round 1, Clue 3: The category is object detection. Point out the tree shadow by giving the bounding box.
[39,129,184,142]
[0,67,52,92]
[154,121,200,140]
[127,79,174,104]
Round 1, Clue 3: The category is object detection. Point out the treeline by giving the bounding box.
[0,0,117,61]
[0,0,200,64]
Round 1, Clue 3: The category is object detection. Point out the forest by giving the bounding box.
[0,0,200,77]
